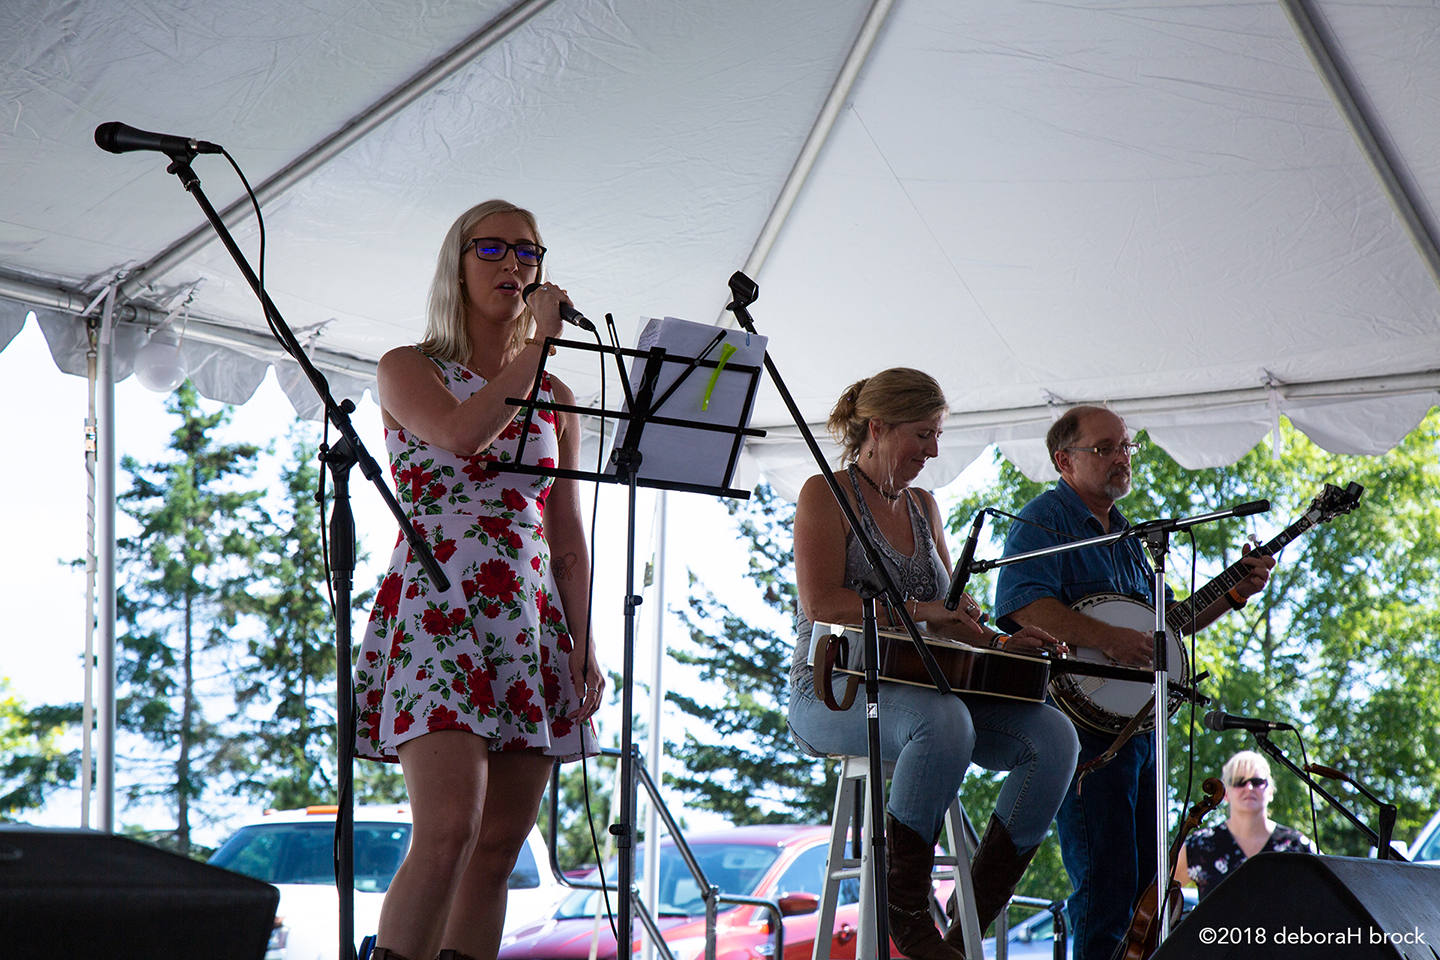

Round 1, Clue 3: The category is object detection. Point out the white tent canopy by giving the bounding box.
[4,0,1439,499]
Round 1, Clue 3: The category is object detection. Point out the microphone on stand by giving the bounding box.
[522,282,595,332]
[94,122,223,156]
[1203,709,1293,733]
[943,508,988,611]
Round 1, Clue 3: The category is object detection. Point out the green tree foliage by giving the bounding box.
[115,383,269,856]
[232,433,374,810]
[947,414,1440,884]
[0,684,79,818]
[666,485,837,824]
[537,750,619,873]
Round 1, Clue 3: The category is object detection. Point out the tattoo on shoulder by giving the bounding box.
[554,551,579,580]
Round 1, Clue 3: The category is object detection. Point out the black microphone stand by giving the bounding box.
[725,272,959,960]
[151,147,449,960]
[1252,735,1407,860]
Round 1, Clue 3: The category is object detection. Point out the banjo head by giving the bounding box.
[1054,594,1189,735]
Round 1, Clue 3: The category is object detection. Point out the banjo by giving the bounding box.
[1052,481,1364,735]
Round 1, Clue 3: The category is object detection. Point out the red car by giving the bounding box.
[497,824,866,960]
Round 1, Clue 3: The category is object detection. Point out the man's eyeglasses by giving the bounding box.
[1064,440,1143,459]
[1231,776,1269,790]
[464,237,546,266]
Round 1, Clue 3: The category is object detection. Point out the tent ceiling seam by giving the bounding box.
[118,0,559,302]
[747,368,1440,437]
[718,0,899,327]
[1278,0,1440,291]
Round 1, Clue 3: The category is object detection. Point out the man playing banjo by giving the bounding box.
[993,405,1274,960]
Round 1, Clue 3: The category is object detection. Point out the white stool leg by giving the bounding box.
[941,799,984,960]
[813,758,864,960]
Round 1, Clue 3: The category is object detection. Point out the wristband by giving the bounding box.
[1226,587,1247,610]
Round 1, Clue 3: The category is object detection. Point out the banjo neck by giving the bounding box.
[1163,484,1362,632]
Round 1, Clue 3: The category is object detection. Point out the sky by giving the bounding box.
[0,312,997,845]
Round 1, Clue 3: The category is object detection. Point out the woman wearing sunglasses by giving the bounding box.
[355,199,602,960]
[1176,749,1317,899]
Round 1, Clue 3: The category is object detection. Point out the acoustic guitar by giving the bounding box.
[810,622,1052,711]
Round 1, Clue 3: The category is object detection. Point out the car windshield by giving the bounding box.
[210,821,412,893]
[555,842,781,920]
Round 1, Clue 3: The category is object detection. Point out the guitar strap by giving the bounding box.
[1075,695,1155,794]
[814,630,861,712]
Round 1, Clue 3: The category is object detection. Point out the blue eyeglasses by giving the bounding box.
[463,237,546,266]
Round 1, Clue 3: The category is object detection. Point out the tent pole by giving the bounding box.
[81,323,99,828]
[1278,0,1440,290]
[721,0,898,324]
[95,287,118,833]
[640,491,667,960]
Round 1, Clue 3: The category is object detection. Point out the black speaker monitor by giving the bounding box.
[1153,852,1440,960]
[0,826,279,959]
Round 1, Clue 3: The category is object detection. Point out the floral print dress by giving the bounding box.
[354,353,597,763]
[1184,823,1317,898]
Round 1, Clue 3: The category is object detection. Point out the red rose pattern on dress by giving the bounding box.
[354,353,596,763]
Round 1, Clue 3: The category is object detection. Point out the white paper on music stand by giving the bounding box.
[606,316,767,490]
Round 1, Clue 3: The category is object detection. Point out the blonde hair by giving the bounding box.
[416,199,545,364]
[1221,750,1275,800]
[827,368,948,464]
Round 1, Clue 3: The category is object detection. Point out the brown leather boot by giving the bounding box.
[944,813,1038,948]
[886,813,967,960]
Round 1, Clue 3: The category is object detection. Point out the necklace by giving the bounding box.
[853,463,901,502]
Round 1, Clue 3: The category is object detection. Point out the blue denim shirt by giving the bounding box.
[993,479,1172,629]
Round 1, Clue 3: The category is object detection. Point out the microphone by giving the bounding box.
[522,282,594,332]
[943,509,987,611]
[1235,499,1271,517]
[1203,709,1293,733]
[94,122,223,156]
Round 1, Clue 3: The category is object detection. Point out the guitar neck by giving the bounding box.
[1164,507,1321,630]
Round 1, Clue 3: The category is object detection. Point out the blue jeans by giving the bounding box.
[789,672,1078,846]
[1055,725,1157,960]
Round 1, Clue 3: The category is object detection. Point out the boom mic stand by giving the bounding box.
[1253,737,1408,861]
[725,272,958,960]
[134,143,448,960]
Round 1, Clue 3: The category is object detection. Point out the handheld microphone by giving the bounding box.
[94,122,223,156]
[943,509,987,611]
[1203,709,1293,733]
[522,282,595,332]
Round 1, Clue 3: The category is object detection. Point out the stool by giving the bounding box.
[812,756,984,960]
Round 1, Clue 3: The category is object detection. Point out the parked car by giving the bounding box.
[982,888,1197,959]
[209,804,567,960]
[498,824,870,960]
[1405,808,1440,863]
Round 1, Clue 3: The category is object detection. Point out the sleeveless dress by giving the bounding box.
[354,353,597,763]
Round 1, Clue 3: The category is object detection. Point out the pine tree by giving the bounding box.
[666,485,837,824]
[114,383,269,856]
[0,683,79,818]
[233,432,375,809]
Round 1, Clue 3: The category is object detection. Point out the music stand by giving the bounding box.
[723,272,959,960]
[496,320,765,957]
